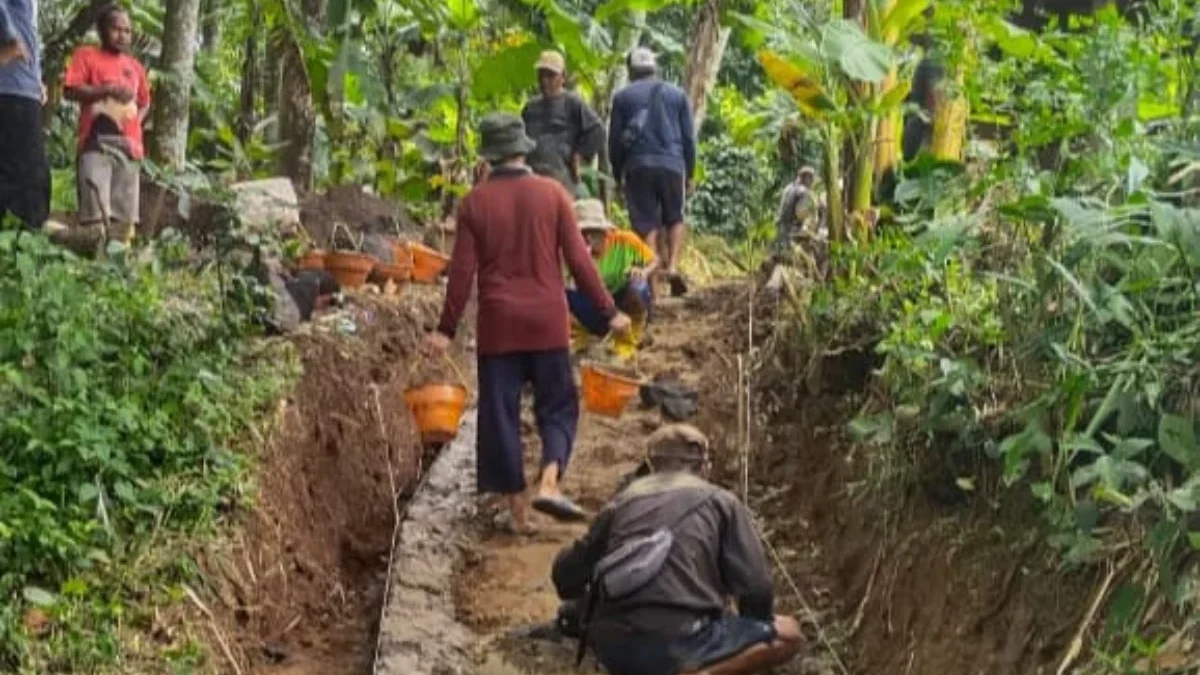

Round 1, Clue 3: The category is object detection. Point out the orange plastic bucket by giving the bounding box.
[371,261,413,284]
[326,251,376,289]
[580,362,641,418]
[406,242,450,283]
[392,242,415,266]
[404,383,468,444]
[298,249,326,270]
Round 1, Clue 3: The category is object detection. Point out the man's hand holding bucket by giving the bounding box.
[421,331,452,358]
[608,312,632,335]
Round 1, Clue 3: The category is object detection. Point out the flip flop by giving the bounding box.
[516,621,567,642]
[532,495,589,523]
[668,274,689,297]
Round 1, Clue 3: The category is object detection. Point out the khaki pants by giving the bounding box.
[78,149,139,243]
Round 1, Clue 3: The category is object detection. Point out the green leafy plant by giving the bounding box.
[0,226,293,671]
[691,134,772,240]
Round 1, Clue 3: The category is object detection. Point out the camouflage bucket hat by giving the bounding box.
[479,112,537,163]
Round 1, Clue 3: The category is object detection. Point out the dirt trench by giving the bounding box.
[440,281,1097,675]
[186,285,470,675]
[201,280,1097,675]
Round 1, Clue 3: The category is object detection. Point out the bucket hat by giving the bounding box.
[575,198,614,232]
[479,112,537,163]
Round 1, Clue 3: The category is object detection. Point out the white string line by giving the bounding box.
[742,279,850,675]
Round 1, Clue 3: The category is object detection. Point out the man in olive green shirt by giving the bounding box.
[521,50,605,197]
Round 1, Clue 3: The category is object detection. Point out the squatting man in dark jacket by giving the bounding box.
[551,424,804,675]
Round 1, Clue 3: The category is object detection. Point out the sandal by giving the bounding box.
[532,495,589,523]
[668,273,689,298]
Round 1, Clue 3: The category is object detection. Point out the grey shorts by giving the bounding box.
[78,149,140,236]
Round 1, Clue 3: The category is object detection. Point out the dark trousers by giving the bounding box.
[477,349,578,495]
[567,278,653,336]
[0,95,50,230]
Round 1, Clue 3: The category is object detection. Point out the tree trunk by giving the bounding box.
[840,0,867,241]
[200,0,221,53]
[684,0,730,132]
[824,123,844,244]
[441,44,470,219]
[264,32,282,145]
[150,0,203,169]
[235,5,260,158]
[278,0,326,191]
[597,12,646,208]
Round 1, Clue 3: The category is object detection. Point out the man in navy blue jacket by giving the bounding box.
[608,47,696,297]
[0,0,48,230]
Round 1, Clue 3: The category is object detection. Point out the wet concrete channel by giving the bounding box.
[373,411,477,675]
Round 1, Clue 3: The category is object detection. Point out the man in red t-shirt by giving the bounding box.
[63,6,150,246]
[423,113,631,535]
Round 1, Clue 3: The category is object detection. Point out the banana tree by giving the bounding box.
[747,0,928,245]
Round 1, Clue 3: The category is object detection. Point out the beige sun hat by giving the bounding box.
[575,198,615,232]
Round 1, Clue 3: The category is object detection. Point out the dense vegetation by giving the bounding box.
[0,226,294,670]
[7,0,1200,671]
[760,1,1200,667]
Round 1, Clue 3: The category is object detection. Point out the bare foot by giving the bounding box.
[493,510,538,536]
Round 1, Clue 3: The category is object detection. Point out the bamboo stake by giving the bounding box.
[1055,558,1126,675]
[370,383,401,672]
[745,280,755,502]
[740,275,850,675]
[183,584,244,675]
[736,354,746,503]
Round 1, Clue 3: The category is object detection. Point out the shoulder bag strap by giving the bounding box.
[576,487,717,668]
[628,82,666,148]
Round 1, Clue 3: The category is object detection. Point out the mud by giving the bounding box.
[204,277,1100,675]
[449,287,760,674]
[442,281,1097,675]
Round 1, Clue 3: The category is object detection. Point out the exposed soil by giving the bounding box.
[449,281,1097,675]
[451,285,809,674]
[133,180,426,251]
[198,277,1099,675]
[757,401,1098,675]
[747,284,1098,675]
[192,284,471,675]
[300,185,422,250]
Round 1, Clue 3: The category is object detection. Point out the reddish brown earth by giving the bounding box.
[188,285,470,675]
[189,280,1096,675]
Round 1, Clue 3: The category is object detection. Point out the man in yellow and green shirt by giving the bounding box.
[568,199,657,361]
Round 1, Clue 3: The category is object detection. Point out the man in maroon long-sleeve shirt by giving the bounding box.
[424,113,631,534]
